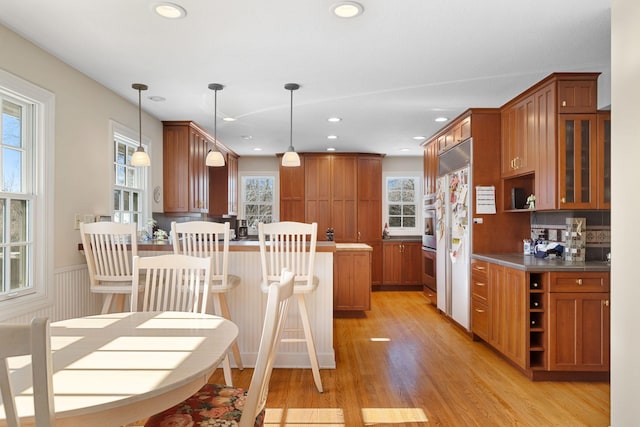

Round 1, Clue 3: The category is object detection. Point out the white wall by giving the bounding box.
[0,23,164,269]
[611,0,639,424]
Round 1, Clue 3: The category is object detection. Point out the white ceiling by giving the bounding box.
[0,0,611,157]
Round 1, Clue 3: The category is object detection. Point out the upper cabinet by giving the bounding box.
[208,149,239,216]
[423,140,438,196]
[499,73,608,211]
[162,121,238,215]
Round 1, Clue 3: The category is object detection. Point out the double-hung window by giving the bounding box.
[111,122,147,227]
[0,69,54,319]
[384,175,421,235]
[240,175,277,235]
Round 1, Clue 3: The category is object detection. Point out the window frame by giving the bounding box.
[239,172,279,235]
[109,120,150,231]
[0,68,55,320]
[382,173,422,236]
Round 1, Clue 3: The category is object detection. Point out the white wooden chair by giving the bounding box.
[0,318,55,427]
[258,221,323,392]
[79,221,138,314]
[171,220,243,385]
[130,254,212,313]
[144,269,294,427]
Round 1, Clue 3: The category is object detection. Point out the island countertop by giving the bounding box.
[78,239,337,252]
[472,253,611,272]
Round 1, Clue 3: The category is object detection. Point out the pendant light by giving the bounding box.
[281,83,301,167]
[206,83,226,167]
[130,83,150,167]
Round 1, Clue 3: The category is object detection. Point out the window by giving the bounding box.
[0,69,54,319]
[111,122,148,228]
[240,175,277,235]
[384,175,421,235]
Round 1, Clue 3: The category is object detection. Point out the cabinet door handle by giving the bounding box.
[475,266,486,271]
[475,308,485,313]
[576,278,583,285]
[476,282,486,287]
[604,300,610,307]
[561,197,566,203]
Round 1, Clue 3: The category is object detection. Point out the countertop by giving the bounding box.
[335,243,372,251]
[473,253,611,272]
[382,235,422,242]
[79,239,336,253]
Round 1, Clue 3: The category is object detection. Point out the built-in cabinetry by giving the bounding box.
[547,272,610,372]
[471,256,610,380]
[421,248,437,305]
[162,121,238,215]
[280,153,384,284]
[436,116,471,154]
[208,150,239,216]
[382,240,421,286]
[333,244,372,311]
[500,73,610,211]
[423,140,438,196]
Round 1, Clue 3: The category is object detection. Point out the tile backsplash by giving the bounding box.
[531,210,610,261]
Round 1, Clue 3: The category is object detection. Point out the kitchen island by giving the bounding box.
[81,239,336,370]
[470,253,610,381]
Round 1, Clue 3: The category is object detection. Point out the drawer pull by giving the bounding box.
[475,308,485,313]
[476,282,486,287]
[576,278,583,285]
[475,266,486,271]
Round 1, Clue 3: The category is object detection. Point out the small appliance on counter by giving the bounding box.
[237,219,248,239]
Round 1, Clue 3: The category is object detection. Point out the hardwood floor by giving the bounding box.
[130,291,610,426]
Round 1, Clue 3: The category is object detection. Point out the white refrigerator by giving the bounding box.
[435,140,472,331]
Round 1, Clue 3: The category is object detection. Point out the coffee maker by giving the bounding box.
[237,219,248,239]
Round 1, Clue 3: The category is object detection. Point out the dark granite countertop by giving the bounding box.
[382,235,422,242]
[472,253,611,272]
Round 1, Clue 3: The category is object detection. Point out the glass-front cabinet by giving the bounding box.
[597,111,611,209]
[558,114,597,209]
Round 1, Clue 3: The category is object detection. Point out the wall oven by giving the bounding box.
[422,193,437,250]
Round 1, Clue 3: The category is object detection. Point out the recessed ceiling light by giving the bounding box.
[327,135,338,140]
[327,147,336,151]
[241,135,253,140]
[331,1,364,18]
[400,148,410,152]
[252,147,263,152]
[148,96,166,102]
[222,117,236,122]
[154,2,187,19]
[412,136,425,140]
[327,117,342,122]
[435,117,448,122]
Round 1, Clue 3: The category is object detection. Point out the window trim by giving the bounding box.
[239,171,279,235]
[0,68,55,321]
[382,172,422,236]
[109,120,150,231]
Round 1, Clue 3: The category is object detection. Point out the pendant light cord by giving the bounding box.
[289,87,293,149]
[214,88,218,143]
[138,87,142,148]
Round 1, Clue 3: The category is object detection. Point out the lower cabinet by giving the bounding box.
[470,260,610,379]
[333,244,372,311]
[487,263,527,369]
[382,241,422,285]
[548,272,610,371]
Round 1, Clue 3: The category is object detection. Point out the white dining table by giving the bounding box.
[0,311,239,427]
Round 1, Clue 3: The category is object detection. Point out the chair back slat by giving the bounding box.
[171,221,231,287]
[0,318,55,427]
[259,222,317,288]
[131,254,212,313]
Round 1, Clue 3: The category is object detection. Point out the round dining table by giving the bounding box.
[0,311,239,427]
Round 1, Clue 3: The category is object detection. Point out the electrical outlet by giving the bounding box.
[83,214,96,224]
[74,214,81,230]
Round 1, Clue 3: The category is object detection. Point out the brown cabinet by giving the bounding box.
[471,260,489,342]
[596,111,611,209]
[488,263,527,369]
[500,73,604,211]
[279,155,306,222]
[437,116,471,153]
[163,121,213,214]
[548,272,610,372]
[208,150,239,216]
[357,156,383,284]
[423,140,438,196]
[333,245,372,311]
[382,241,421,286]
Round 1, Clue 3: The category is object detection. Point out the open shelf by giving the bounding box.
[528,272,548,370]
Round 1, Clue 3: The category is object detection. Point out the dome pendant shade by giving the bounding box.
[205,149,225,167]
[131,83,150,167]
[207,83,225,167]
[282,83,301,167]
